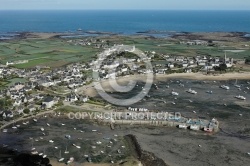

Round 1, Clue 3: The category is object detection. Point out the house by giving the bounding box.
[15,106,24,114]
[182,63,188,68]
[1,111,13,119]
[156,69,166,74]
[42,97,55,109]
[175,57,184,62]
[185,68,192,73]
[26,96,34,103]
[168,63,174,68]
[79,95,89,102]
[27,105,36,112]
[35,94,44,100]
[13,99,22,106]
[66,94,78,102]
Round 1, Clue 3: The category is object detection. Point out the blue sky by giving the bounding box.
[0,0,249,10]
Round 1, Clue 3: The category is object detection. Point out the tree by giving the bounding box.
[245,57,250,64]
[35,85,45,91]
[219,64,227,71]
[23,109,30,114]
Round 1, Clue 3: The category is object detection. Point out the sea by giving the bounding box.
[0,10,250,39]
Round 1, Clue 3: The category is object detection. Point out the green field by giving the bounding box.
[108,36,250,58]
[0,38,100,68]
[0,36,249,69]
[0,78,27,89]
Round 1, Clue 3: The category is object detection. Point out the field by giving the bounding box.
[108,36,250,59]
[0,38,100,68]
[0,33,250,69]
[0,78,27,89]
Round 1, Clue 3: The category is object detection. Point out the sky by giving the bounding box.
[0,0,249,10]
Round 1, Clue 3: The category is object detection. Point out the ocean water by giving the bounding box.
[0,10,250,34]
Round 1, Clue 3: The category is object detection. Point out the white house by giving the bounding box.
[13,99,22,106]
[42,97,55,109]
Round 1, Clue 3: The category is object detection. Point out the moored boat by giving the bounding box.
[178,124,187,129]
[186,88,197,94]
[235,95,246,100]
[203,127,213,132]
[220,85,230,90]
[190,125,199,130]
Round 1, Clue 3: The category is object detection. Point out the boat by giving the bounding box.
[178,124,187,129]
[117,149,121,154]
[190,125,200,131]
[96,141,102,144]
[23,121,29,125]
[235,84,241,88]
[220,85,230,90]
[73,144,81,149]
[49,140,54,143]
[206,90,213,94]
[65,135,71,139]
[235,95,246,100]
[41,148,46,158]
[66,157,74,164]
[12,120,17,129]
[234,79,241,88]
[2,144,8,148]
[2,129,8,133]
[171,91,179,96]
[186,88,197,94]
[58,150,64,162]
[12,126,17,129]
[31,151,38,155]
[40,128,44,131]
[46,123,50,126]
[31,141,35,151]
[203,127,213,132]
[33,119,37,122]
[64,145,69,154]
[179,83,184,87]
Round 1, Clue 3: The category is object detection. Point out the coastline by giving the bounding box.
[1,31,249,41]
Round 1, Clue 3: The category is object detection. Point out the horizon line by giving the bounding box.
[0,9,250,11]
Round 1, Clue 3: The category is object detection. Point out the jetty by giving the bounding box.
[96,111,219,133]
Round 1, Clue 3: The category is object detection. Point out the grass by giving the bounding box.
[1,36,249,69]
[54,106,96,113]
[0,38,99,68]
[5,78,27,87]
[14,58,53,68]
[87,100,106,106]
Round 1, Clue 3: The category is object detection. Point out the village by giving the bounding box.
[0,38,247,124]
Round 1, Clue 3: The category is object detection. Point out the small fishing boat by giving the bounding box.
[235,95,246,100]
